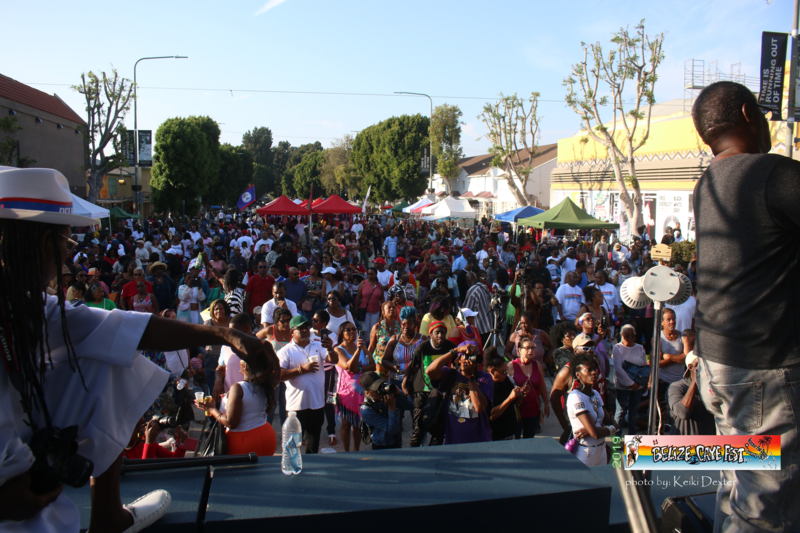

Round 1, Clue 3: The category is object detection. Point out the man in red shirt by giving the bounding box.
[244,259,275,315]
[119,267,153,310]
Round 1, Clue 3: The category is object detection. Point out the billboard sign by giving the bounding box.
[138,130,153,166]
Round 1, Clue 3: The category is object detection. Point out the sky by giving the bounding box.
[4,0,791,157]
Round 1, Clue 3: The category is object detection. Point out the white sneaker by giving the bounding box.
[121,490,171,533]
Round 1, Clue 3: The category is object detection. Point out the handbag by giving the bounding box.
[198,419,228,457]
[302,300,313,312]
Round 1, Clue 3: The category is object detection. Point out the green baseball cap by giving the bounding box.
[289,315,310,329]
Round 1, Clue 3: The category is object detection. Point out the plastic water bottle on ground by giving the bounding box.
[281,411,303,475]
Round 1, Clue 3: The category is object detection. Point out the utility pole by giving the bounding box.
[787,0,799,159]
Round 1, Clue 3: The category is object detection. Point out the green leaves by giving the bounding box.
[150,115,221,214]
[430,104,464,182]
[351,114,430,202]
[293,150,325,199]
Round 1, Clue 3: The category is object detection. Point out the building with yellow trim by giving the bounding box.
[551,82,797,243]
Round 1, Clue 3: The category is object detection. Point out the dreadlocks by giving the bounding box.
[0,219,81,427]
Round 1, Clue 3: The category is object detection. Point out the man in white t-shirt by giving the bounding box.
[374,258,392,290]
[254,231,273,254]
[559,247,578,284]
[666,289,696,333]
[590,270,620,316]
[555,271,586,321]
[351,220,363,239]
[277,315,335,454]
[189,224,202,244]
[474,242,489,265]
[238,231,254,252]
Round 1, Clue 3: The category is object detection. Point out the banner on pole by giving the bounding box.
[362,185,371,213]
[138,130,153,166]
[121,130,136,166]
[758,32,788,121]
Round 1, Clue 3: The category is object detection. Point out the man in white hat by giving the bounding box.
[0,168,279,533]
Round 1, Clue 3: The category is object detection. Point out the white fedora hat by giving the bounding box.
[0,167,97,226]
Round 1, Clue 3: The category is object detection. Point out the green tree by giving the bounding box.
[0,116,36,167]
[564,20,665,236]
[293,150,326,199]
[252,163,276,198]
[479,93,541,207]
[242,126,274,167]
[430,104,464,193]
[351,114,429,202]
[281,141,323,198]
[321,134,361,197]
[72,69,134,204]
[150,115,221,215]
[271,140,293,178]
[205,144,254,208]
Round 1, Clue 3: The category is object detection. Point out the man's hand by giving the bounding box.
[301,361,320,374]
[0,471,63,522]
[385,393,397,411]
[144,420,162,444]
[321,336,333,350]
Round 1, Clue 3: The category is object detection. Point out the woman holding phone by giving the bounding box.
[333,321,373,451]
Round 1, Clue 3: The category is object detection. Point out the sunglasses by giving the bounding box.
[59,233,79,253]
[278,318,291,324]
[258,265,267,269]
[343,327,357,333]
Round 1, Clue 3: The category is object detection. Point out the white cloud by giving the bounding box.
[254,0,287,16]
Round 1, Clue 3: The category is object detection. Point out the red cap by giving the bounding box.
[395,257,407,264]
[373,257,386,265]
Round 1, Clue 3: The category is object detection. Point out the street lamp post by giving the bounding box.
[134,55,187,225]
[395,91,434,193]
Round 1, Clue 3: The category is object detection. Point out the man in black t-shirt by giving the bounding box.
[403,321,455,447]
[485,352,522,441]
[692,81,800,533]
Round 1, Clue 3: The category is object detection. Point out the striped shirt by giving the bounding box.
[225,287,246,315]
[463,284,492,333]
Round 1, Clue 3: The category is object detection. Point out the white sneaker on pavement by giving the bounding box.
[121,489,171,533]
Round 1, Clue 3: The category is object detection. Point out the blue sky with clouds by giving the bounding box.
[4,0,791,156]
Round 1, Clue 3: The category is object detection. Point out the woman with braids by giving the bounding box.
[367,300,401,378]
[0,168,279,533]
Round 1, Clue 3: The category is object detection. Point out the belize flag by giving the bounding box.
[237,185,256,211]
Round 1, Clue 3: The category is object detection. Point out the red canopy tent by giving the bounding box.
[256,195,310,216]
[312,198,325,207]
[312,194,362,214]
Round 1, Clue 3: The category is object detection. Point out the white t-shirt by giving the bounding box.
[666,296,696,333]
[254,238,273,253]
[611,342,648,389]
[278,341,328,410]
[592,282,620,315]
[325,310,353,339]
[475,250,488,264]
[164,349,190,377]
[659,331,685,384]
[238,235,254,251]
[555,284,585,321]
[189,231,202,243]
[219,346,244,393]
[377,269,392,288]
[261,298,298,324]
[561,257,578,283]
[567,388,605,447]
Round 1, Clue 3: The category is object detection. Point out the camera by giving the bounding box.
[376,381,398,396]
[155,415,179,428]
[191,278,202,288]
[28,425,94,495]
[490,289,507,310]
[488,257,498,268]
[601,315,610,329]
[458,350,481,365]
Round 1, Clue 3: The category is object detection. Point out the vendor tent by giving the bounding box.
[313,194,363,214]
[390,200,410,213]
[403,197,433,213]
[493,205,544,223]
[72,194,110,221]
[256,195,310,216]
[312,198,325,207]
[517,197,619,229]
[421,196,477,221]
[110,206,140,219]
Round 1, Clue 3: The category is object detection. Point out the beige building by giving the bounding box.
[101,166,153,218]
[0,74,86,197]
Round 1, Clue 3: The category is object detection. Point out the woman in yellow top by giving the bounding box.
[419,295,458,339]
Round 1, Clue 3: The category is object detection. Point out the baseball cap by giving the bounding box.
[289,315,310,329]
[683,351,698,378]
[359,371,386,392]
[88,267,99,275]
[394,257,407,264]
[322,266,337,275]
[461,308,478,318]
[373,257,386,265]
[297,257,308,264]
[573,333,596,349]
[462,246,470,253]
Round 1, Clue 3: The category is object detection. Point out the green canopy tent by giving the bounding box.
[517,197,619,229]
[390,200,410,213]
[109,206,141,219]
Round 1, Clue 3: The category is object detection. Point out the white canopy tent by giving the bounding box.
[421,196,477,221]
[403,197,433,213]
[71,194,110,220]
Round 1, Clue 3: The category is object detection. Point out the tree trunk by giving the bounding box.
[503,160,531,207]
[608,157,640,238]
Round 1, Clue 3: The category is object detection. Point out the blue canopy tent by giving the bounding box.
[493,205,545,222]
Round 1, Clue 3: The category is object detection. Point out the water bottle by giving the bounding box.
[281,412,303,475]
